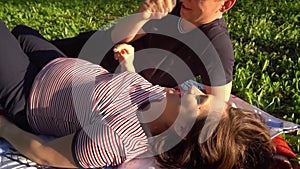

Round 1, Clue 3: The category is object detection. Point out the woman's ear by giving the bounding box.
[220,0,236,12]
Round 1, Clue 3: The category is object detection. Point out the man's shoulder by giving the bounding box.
[199,18,229,39]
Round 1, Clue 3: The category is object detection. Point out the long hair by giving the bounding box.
[152,105,276,169]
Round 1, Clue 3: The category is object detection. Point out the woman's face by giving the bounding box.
[180,0,225,26]
[164,86,211,126]
[163,86,227,138]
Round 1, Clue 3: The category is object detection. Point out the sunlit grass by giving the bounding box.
[0,0,299,161]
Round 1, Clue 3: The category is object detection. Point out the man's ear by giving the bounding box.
[221,0,236,12]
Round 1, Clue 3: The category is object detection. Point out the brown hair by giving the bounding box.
[152,105,276,169]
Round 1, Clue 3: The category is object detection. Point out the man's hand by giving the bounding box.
[111,0,176,43]
[113,44,136,72]
[139,0,177,19]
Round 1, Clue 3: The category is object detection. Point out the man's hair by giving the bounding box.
[152,105,276,169]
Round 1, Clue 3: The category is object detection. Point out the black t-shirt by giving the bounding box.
[101,2,234,87]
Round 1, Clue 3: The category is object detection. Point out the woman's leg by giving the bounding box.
[11,24,66,70]
[12,24,96,58]
[0,21,38,132]
[50,31,96,58]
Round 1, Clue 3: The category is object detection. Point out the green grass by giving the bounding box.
[226,0,300,160]
[0,0,140,39]
[0,0,299,162]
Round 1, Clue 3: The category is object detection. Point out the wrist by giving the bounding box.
[121,62,134,68]
[121,63,135,72]
[136,7,152,21]
[141,11,152,21]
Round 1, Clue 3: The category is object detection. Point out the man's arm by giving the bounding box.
[111,13,148,43]
[0,116,77,168]
[204,81,232,102]
[111,0,176,43]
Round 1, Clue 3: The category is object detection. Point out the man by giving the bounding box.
[49,0,236,101]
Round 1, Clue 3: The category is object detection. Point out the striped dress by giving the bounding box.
[27,58,166,168]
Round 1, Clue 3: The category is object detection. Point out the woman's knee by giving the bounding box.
[11,24,40,39]
[0,20,11,34]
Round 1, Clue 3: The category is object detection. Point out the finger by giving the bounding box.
[153,11,167,19]
[164,0,171,13]
[113,48,118,53]
[139,0,152,13]
[142,9,152,19]
[114,53,119,60]
[113,46,119,60]
[172,0,177,6]
[119,44,134,54]
[114,50,128,61]
[113,44,126,53]
[113,45,121,52]
[156,0,166,14]
[165,0,175,13]
[114,44,125,52]
[141,0,169,19]
[152,0,170,18]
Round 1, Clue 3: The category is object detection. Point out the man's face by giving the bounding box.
[180,0,225,26]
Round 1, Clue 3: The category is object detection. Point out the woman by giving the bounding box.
[0,20,275,169]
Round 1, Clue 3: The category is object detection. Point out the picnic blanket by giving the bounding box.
[0,80,299,168]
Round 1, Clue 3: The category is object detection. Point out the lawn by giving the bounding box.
[0,0,299,161]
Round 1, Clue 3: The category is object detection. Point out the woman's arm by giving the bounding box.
[0,115,77,168]
[111,0,176,43]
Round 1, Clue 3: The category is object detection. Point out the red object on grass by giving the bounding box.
[271,135,299,169]
[273,135,296,159]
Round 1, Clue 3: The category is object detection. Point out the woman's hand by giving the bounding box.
[113,44,136,72]
[139,0,177,20]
